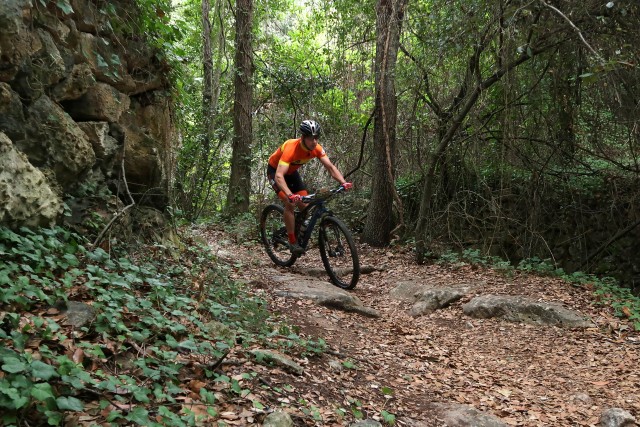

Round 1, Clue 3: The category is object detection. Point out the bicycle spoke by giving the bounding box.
[260,205,297,267]
[319,217,359,289]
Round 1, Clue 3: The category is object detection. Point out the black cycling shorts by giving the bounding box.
[267,165,307,195]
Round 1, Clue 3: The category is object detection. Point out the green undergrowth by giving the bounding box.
[435,249,640,330]
[0,226,319,426]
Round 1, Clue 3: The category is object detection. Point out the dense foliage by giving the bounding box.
[162,0,639,287]
[0,226,320,425]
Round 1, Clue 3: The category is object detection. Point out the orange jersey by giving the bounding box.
[268,138,327,174]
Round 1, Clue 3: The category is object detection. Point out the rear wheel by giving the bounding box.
[260,204,297,267]
[318,216,360,289]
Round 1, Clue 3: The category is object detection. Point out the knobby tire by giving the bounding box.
[318,216,360,289]
[260,204,297,267]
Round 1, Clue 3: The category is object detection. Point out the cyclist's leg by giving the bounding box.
[283,172,308,245]
[267,168,307,244]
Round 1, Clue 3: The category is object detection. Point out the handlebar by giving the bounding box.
[300,185,346,203]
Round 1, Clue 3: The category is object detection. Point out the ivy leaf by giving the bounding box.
[231,380,242,394]
[31,383,55,401]
[381,410,396,425]
[56,0,74,15]
[381,386,394,396]
[126,407,150,424]
[342,360,356,369]
[56,396,84,411]
[45,410,63,425]
[178,340,197,351]
[13,395,30,409]
[31,360,58,380]
[133,389,150,403]
[2,358,26,373]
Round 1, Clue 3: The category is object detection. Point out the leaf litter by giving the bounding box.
[199,225,640,426]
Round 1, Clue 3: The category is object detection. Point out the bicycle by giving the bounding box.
[259,186,360,289]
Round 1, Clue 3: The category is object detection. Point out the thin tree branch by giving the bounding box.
[93,148,136,248]
[539,0,604,63]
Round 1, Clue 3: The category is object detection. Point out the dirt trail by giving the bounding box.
[203,227,640,426]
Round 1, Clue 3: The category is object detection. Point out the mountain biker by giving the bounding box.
[267,119,352,255]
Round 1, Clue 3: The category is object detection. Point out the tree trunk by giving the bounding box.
[553,44,582,162]
[226,0,254,215]
[211,0,226,117]
[202,0,214,144]
[362,0,408,246]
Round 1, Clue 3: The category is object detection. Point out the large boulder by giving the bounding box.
[0,132,62,227]
[0,82,26,142]
[390,280,477,316]
[462,294,595,328]
[25,95,96,189]
[0,0,32,36]
[78,121,119,160]
[0,20,41,83]
[50,63,96,102]
[61,82,130,122]
[10,29,69,100]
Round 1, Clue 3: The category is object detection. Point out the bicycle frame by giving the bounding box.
[260,185,359,289]
[296,188,343,249]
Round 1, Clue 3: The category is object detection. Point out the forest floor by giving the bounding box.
[198,225,639,427]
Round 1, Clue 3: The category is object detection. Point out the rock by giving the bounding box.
[0,82,26,142]
[127,206,171,241]
[33,6,71,44]
[202,320,236,343]
[69,0,106,33]
[36,29,67,86]
[431,403,508,427]
[410,286,473,316]
[0,132,62,228]
[570,393,593,404]
[0,1,39,82]
[328,359,343,371]
[600,408,636,427]
[63,301,96,328]
[78,121,119,160]
[462,294,595,328]
[273,276,380,317]
[119,101,172,208]
[0,0,31,35]
[304,265,381,277]
[389,280,426,300]
[0,0,174,231]
[62,82,130,122]
[10,28,70,100]
[390,281,476,316]
[350,420,383,427]
[262,411,294,427]
[25,95,96,188]
[50,63,96,102]
[317,293,380,318]
[250,349,304,375]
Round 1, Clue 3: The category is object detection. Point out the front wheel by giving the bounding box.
[260,204,297,267]
[318,216,360,289]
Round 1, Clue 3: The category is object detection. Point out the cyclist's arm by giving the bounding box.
[319,156,347,185]
[274,163,294,197]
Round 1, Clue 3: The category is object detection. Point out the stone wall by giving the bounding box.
[0,0,174,230]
